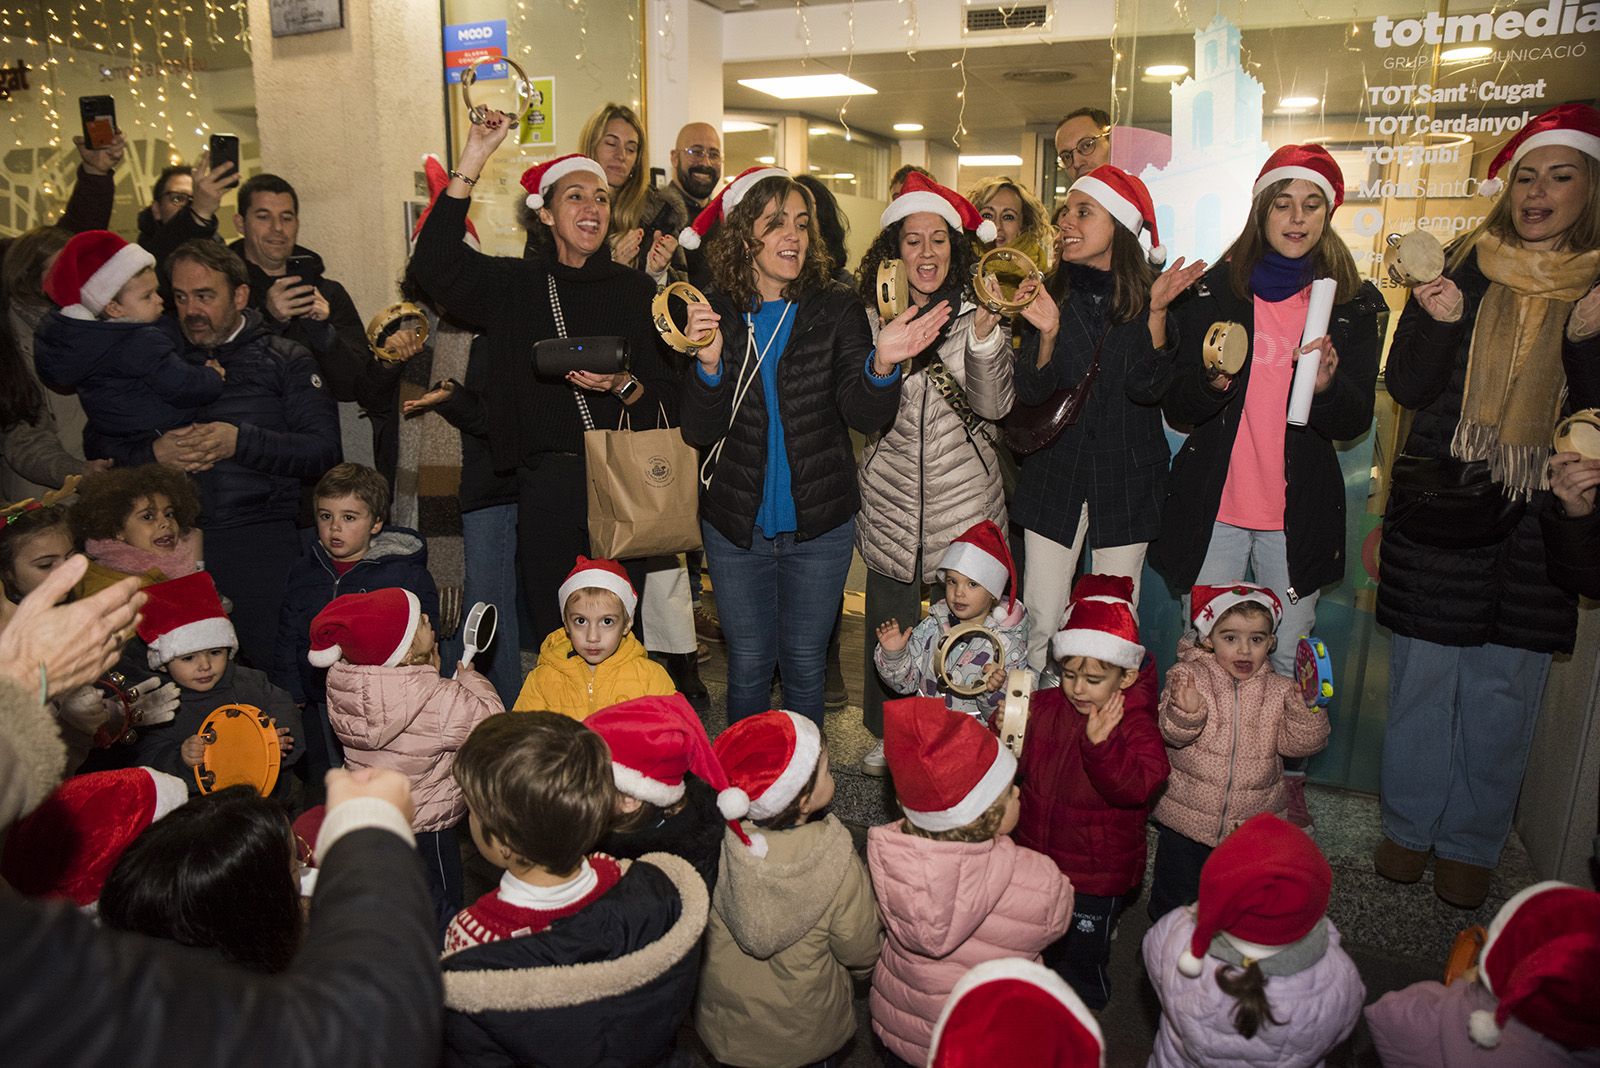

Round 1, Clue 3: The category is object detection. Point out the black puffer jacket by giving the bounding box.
[598,774,725,895]
[1376,248,1600,653]
[680,284,901,547]
[1150,266,1383,598]
[1543,504,1600,599]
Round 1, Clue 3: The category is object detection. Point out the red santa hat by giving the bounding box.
[586,694,754,850]
[519,153,609,210]
[412,154,481,249]
[1051,573,1144,669]
[1069,165,1166,265]
[937,520,1017,610]
[1190,582,1283,640]
[879,171,998,245]
[1252,144,1345,212]
[1178,812,1332,978]
[307,587,423,668]
[678,165,790,250]
[558,556,638,620]
[885,696,1017,833]
[0,767,189,906]
[713,709,823,857]
[135,571,238,670]
[1479,103,1600,197]
[43,229,157,321]
[929,958,1106,1068]
[1467,880,1600,1050]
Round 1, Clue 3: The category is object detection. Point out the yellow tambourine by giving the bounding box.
[367,302,430,363]
[652,281,718,353]
[876,259,908,321]
[194,703,281,797]
[996,668,1034,759]
[1203,321,1248,375]
[935,621,1005,699]
[973,247,1043,315]
[1554,409,1600,459]
[1382,230,1446,288]
[460,57,535,128]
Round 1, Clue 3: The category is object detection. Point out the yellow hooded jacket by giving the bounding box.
[512,627,676,720]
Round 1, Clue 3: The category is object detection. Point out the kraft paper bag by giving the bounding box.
[584,423,702,558]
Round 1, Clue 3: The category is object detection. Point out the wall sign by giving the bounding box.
[444,20,509,85]
[269,0,344,38]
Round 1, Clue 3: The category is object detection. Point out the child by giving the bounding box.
[1016,573,1170,1010]
[927,958,1106,1067]
[1147,583,1330,922]
[440,713,708,1067]
[33,229,225,453]
[869,695,1074,1065]
[0,503,74,602]
[697,710,882,1067]
[69,465,204,596]
[874,520,1030,723]
[99,785,304,973]
[1366,881,1600,1066]
[512,556,674,718]
[128,571,303,800]
[311,587,503,934]
[1143,813,1365,1067]
[587,693,743,894]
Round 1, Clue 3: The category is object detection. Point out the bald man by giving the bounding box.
[1054,107,1112,183]
[661,121,722,289]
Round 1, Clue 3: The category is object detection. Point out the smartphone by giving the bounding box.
[208,133,241,185]
[79,95,116,149]
[284,253,321,283]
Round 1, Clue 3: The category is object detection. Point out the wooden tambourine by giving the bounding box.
[995,669,1034,758]
[91,672,136,749]
[1554,409,1600,459]
[973,247,1043,315]
[366,302,430,363]
[652,281,718,353]
[1203,321,1247,376]
[1382,230,1446,287]
[1295,636,1334,709]
[460,56,535,127]
[876,259,908,321]
[194,703,281,797]
[1444,925,1486,984]
[935,621,1004,698]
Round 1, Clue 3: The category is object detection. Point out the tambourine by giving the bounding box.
[1203,321,1247,376]
[995,669,1034,758]
[194,703,281,797]
[1295,636,1334,709]
[935,621,1004,699]
[652,281,718,353]
[1554,408,1600,459]
[91,672,136,749]
[366,301,430,363]
[460,56,535,127]
[1444,925,1486,985]
[972,247,1043,315]
[1382,230,1446,287]
[876,259,908,321]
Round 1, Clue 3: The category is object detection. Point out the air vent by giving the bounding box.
[1003,68,1075,84]
[966,4,1049,33]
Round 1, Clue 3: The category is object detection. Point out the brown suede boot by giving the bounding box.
[1374,837,1429,883]
[1433,857,1493,909]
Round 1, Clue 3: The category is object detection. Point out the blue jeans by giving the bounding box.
[1380,635,1551,868]
[700,519,854,726]
[442,504,523,709]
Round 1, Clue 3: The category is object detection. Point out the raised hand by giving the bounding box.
[1171,678,1207,721]
[1413,275,1464,323]
[0,555,144,699]
[612,228,645,268]
[1085,690,1126,745]
[1014,278,1059,335]
[875,301,952,371]
[876,618,910,653]
[684,302,723,372]
[645,232,678,277]
[74,131,126,176]
[1150,256,1207,314]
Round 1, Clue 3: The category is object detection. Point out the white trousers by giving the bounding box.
[1023,503,1148,671]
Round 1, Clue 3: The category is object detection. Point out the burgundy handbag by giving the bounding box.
[1002,329,1105,456]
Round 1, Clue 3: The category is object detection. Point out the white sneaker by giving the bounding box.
[861,740,887,777]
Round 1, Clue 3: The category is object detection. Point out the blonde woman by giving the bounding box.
[965,176,1055,272]
[577,103,677,280]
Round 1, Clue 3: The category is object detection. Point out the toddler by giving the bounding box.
[441,713,707,1067]
[312,587,502,933]
[869,695,1073,1064]
[1147,583,1330,921]
[69,464,204,596]
[1016,574,1170,1011]
[512,556,673,718]
[1143,812,1365,1067]
[875,520,1030,722]
[34,229,225,453]
[1366,881,1600,1066]
[697,710,882,1068]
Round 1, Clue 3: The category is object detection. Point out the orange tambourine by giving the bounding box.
[194,703,280,796]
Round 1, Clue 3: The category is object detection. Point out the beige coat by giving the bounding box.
[855,306,1014,584]
[695,815,882,1068]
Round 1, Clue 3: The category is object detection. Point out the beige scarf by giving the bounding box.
[1452,234,1600,498]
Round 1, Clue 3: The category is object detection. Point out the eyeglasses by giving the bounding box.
[681,145,722,163]
[1055,129,1111,169]
[161,191,194,207]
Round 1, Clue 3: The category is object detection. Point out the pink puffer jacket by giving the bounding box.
[325,662,504,833]
[1365,979,1600,1068]
[866,822,1073,1064]
[1152,639,1330,847]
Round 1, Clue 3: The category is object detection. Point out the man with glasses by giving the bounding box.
[1054,107,1113,184]
[136,155,238,285]
[661,121,722,289]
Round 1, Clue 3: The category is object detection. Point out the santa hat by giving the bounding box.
[520,153,608,210]
[1190,582,1283,640]
[43,229,157,321]
[1252,144,1345,212]
[1070,165,1166,265]
[412,154,481,249]
[937,520,1017,610]
[879,171,998,245]
[713,710,823,857]
[307,588,422,668]
[135,571,238,670]
[885,696,1017,833]
[1178,812,1332,978]
[1479,103,1600,197]
[586,694,754,850]
[558,556,638,620]
[1051,573,1144,669]
[678,165,790,250]
[0,767,188,906]
[1467,881,1600,1050]
[929,958,1106,1068]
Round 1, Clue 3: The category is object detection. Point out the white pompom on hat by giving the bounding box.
[1068,165,1167,265]
[678,165,790,250]
[1477,103,1600,197]
[1466,880,1600,1050]
[879,171,998,244]
[713,710,823,857]
[519,153,608,210]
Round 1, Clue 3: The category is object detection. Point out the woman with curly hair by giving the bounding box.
[966,175,1055,273]
[577,102,678,280]
[69,463,203,597]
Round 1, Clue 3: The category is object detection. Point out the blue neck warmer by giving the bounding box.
[1250,250,1313,302]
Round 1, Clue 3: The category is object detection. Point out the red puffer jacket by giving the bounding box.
[1014,656,1169,897]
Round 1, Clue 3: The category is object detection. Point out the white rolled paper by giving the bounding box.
[1288,277,1337,427]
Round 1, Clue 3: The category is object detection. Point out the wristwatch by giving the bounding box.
[613,376,640,402]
